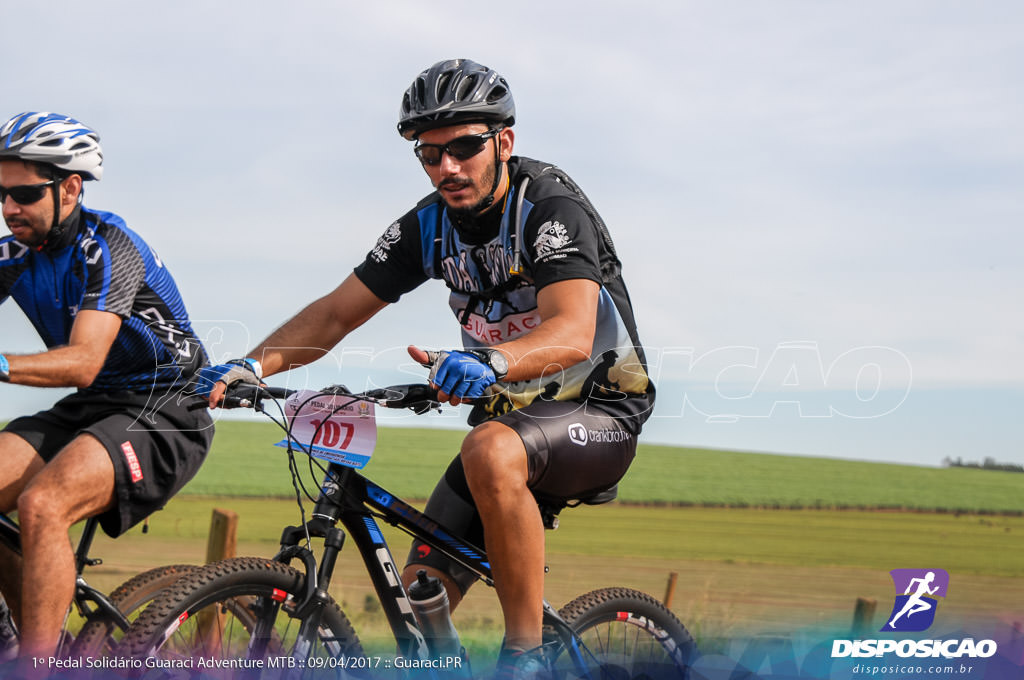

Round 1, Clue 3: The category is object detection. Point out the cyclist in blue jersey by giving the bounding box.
[201,60,654,680]
[0,112,213,661]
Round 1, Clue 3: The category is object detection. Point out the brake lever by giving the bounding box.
[222,383,263,409]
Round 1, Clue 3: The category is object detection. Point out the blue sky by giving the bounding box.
[2,1,1022,466]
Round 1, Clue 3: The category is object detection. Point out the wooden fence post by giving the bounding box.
[206,507,238,563]
[852,597,877,636]
[663,572,679,608]
[200,508,238,652]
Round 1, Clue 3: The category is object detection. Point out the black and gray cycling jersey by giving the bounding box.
[354,156,654,424]
[0,206,207,393]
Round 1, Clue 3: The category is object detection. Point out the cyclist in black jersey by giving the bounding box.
[200,59,654,680]
[0,112,213,662]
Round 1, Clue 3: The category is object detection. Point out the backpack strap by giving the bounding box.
[509,174,530,275]
[510,157,622,282]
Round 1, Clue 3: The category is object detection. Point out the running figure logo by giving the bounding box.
[881,568,950,632]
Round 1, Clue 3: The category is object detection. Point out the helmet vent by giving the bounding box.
[435,72,453,103]
[455,73,479,102]
[414,81,426,110]
[487,85,508,104]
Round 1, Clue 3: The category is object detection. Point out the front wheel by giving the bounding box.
[548,587,696,680]
[117,557,365,676]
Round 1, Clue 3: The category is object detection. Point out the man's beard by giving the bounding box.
[5,218,46,247]
[441,160,498,218]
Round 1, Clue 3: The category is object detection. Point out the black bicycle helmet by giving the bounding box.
[398,59,516,139]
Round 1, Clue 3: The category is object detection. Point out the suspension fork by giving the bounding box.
[290,526,346,658]
[256,464,354,660]
[244,464,351,661]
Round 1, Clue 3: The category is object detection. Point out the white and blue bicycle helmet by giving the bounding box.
[0,112,103,181]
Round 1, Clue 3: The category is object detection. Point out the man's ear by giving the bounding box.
[498,127,515,162]
[60,174,83,213]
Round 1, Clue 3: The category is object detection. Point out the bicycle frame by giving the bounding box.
[264,459,485,660]
[267,448,586,670]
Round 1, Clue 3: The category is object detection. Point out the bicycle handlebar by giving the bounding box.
[222,382,440,413]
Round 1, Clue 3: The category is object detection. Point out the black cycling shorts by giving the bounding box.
[3,389,214,538]
[405,396,647,595]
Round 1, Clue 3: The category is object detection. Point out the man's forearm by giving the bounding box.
[247,296,353,377]
[2,346,104,388]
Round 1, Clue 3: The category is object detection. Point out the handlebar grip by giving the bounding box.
[261,386,295,399]
[364,383,439,410]
[222,384,294,409]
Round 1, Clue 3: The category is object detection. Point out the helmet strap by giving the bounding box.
[39,176,69,250]
[47,178,63,242]
[475,132,504,212]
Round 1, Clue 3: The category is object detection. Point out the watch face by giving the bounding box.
[488,349,509,377]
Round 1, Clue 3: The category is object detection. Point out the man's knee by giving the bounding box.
[460,423,528,496]
[0,433,44,513]
[17,435,116,532]
[16,485,58,533]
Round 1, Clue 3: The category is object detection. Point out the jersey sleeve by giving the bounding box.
[523,195,603,290]
[352,212,429,303]
[0,237,31,303]
[80,227,145,317]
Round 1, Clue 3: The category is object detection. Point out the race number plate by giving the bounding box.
[274,390,377,468]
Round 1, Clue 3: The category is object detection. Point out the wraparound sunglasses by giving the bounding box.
[414,129,499,167]
[0,180,56,205]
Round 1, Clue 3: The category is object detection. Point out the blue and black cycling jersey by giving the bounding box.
[0,206,207,393]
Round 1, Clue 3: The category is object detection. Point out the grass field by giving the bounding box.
[166,421,1024,652]
[82,498,1024,654]
[184,422,1024,513]
[12,419,1024,660]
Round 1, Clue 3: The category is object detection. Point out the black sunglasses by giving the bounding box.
[414,129,499,167]
[0,180,56,205]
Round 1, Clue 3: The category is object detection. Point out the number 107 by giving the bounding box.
[309,419,355,448]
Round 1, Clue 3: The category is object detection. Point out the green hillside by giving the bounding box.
[184,422,1024,513]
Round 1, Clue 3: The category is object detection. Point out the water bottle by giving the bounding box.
[407,569,463,660]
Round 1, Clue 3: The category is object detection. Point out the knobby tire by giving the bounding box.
[117,556,364,677]
[548,587,696,680]
[71,564,196,657]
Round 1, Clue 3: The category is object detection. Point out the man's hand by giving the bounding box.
[196,358,262,408]
[0,353,9,383]
[408,346,494,404]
